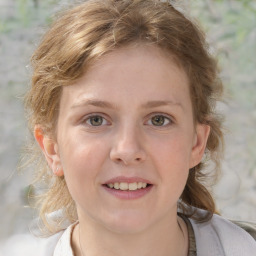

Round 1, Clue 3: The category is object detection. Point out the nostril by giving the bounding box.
[110,149,146,165]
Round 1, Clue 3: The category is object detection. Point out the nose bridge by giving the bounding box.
[119,121,140,149]
[110,120,146,165]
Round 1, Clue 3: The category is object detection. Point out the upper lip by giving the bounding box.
[103,176,152,185]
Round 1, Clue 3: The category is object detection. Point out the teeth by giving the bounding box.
[114,183,119,189]
[119,182,128,190]
[107,182,148,190]
[128,182,137,191]
[108,183,114,188]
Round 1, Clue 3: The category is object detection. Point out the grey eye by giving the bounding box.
[151,115,170,126]
[88,116,103,126]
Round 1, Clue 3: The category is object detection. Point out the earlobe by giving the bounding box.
[190,124,210,168]
[34,126,64,176]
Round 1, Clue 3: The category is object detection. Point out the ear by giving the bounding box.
[34,125,64,176]
[189,124,210,169]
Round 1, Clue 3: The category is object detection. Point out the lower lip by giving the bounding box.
[102,185,153,200]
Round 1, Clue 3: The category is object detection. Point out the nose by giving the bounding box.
[110,126,147,165]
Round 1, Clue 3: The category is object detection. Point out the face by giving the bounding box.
[38,44,209,234]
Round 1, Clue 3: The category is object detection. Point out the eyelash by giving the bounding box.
[145,113,173,127]
[81,113,173,127]
[82,114,110,127]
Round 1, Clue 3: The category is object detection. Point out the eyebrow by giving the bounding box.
[141,100,183,109]
[71,99,183,110]
[71,99,117,109]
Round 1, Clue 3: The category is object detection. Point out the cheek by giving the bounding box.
[150,134,193,169]
[59,139,107,207]
[148,134,192,191]
[59,135,108,185]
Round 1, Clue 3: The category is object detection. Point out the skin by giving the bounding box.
[35,44,210,256]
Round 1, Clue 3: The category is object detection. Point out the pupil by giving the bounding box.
[91,116,103,126]
[152,115,164,126]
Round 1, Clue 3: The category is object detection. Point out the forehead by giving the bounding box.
[60,44,190,109]
[80,44,187,87]
[90,43,185,76]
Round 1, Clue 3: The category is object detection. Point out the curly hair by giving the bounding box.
[24,0,224,235]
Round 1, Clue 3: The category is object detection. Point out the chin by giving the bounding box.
[102,212,152,234]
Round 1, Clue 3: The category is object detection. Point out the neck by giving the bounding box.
[72,212,188,256]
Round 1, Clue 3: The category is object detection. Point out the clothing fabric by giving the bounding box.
[180,211,256,256]
[52,224,74,256]
[189,214,256,256]
[1,210,255,256]
[51,211,256,256]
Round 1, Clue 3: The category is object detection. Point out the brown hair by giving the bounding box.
[25,0,224,235]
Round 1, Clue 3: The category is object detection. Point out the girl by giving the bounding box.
[24,0,256,255]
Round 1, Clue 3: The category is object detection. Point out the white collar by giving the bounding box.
[53,222,77,256]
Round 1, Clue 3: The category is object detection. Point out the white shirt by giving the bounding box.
[53,223,75,256]
[52,213,256,256]
[1,212,255,256]
[190,213,256,256]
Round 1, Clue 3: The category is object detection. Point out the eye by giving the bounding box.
[148,114,171,127]
[85,115,108,126]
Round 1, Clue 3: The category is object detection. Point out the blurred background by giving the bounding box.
[0,0,255,249]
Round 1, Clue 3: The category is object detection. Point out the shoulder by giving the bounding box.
[0,231,63,256]
[53,222,77,255]
[189,209,256,256]
[230,219,256,241]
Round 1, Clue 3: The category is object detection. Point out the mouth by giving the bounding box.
[103,182,153,191]
[102,177,153,199]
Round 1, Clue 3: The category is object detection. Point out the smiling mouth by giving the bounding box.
[104,182,152,191]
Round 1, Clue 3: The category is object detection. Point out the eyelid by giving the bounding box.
[145,113,174,127]
[81,113,111,126]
